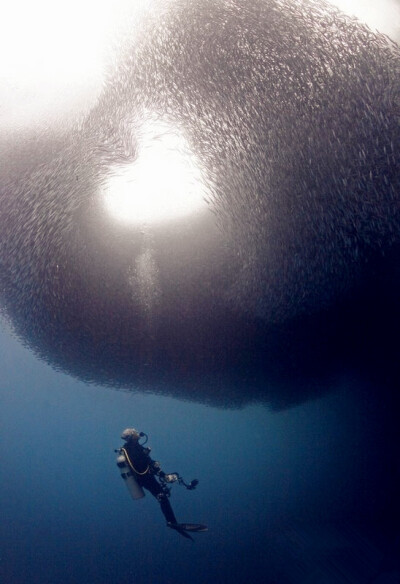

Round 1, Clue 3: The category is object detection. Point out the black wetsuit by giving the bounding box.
[123,438,177,524]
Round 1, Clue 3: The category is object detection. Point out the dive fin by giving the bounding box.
[177,523,208,532]
[167,523,195,541]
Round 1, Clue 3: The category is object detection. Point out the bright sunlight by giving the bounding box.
[102,117,209,226]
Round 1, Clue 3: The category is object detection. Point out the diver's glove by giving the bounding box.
[150,460,162,475]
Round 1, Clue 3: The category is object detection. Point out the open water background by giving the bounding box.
[1,324,399,584]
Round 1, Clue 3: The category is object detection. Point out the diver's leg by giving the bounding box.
[156,492,177,524]
[141,474,178,524]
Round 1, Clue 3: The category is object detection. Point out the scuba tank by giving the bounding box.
[116,449,145,500]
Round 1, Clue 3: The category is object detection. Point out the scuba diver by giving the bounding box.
[116,428,208,541]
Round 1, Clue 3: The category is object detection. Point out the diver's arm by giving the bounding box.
[143,447,198,488]
[138,445,163,476]
[148,460,175,482]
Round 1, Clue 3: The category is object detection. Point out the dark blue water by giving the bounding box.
[1,325,399,584]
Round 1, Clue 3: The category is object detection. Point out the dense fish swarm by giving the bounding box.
[0,0,399,407]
